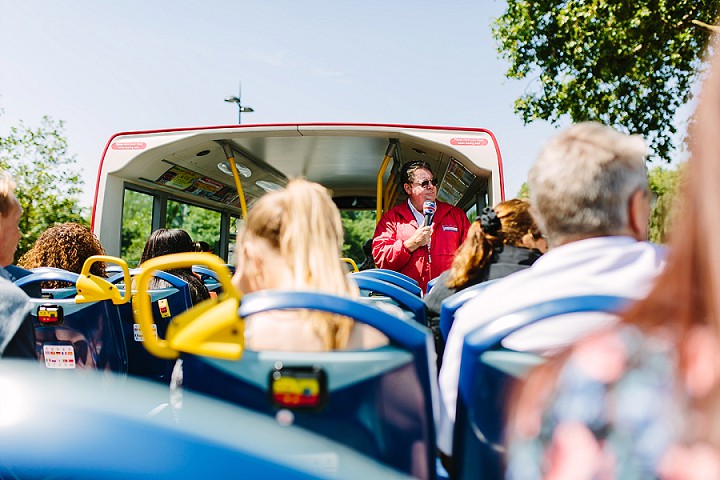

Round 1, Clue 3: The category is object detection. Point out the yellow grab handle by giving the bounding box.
[341,257,359,273]
[133,252,243,360]
[76,255,131,305]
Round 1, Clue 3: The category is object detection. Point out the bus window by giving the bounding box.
[121,189,153,267]
[166,200,222,255]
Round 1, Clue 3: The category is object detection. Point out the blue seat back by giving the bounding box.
[352,269,423,297]
[352,275,428,326]
[192,265,224,294]
[110,269,194,383]
[181,290,437,479]
[439,280,499,341]
[0,359,415,480]
[453,294,632,480]
[14,268,127,373]
[426,275,439,294]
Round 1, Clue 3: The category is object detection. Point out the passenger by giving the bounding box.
[139,228,210,305]
[17,222,107,288]
[372,160,470,292]
[423,199,544,369]
[0,173,35,359]
[506,29,720,479]
[193,240,212,253]
[232,178,387,351]
[523,220,548,254]
[357,238,376,271]
[436,122,667,456]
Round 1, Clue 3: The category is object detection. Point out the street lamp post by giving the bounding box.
[224,83,254,124]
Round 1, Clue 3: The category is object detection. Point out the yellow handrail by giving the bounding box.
[76,255,131,305]
[223,144,248,219]
[341,257,359,273]
[133,252,243,360]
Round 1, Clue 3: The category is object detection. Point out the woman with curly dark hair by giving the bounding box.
[18,222,107,288]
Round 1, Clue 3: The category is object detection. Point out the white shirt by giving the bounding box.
[436,236,666,453]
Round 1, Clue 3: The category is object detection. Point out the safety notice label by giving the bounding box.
[43,345,76,369]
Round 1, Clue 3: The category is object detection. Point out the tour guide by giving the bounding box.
[372,161,469,292]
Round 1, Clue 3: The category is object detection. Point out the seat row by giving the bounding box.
[11,254,631,479]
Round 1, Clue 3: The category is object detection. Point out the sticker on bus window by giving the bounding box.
[43,345,76,369]
[269,366,327,411]
[134,323,158,342]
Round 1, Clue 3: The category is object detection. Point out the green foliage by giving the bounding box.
[648,163,684,243]
[341,210,376,265]
[517,182,530,199]
[121,190,153,267]
[493,1,719,160]
[166,200,222,249]
[0,117,88,260]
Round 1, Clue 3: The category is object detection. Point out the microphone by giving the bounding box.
[423,201,436,227]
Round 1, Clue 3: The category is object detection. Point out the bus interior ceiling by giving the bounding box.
[114,131,491,214]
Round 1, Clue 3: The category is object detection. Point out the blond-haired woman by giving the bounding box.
[233,178,386,351]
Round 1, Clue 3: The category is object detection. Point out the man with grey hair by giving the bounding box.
[436,122,666,455]
[0,173,34,359]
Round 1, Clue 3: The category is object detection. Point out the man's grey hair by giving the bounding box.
[528,122,648,243]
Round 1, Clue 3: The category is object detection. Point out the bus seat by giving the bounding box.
[351,275,428,326]
[352,269,422,297]
[192,265,224,295]
[14,268,126,373]
[113,269,194,383]
[452,294,632,480]
[438,280,499,341]
[426,276,439,294]
[11,266,74,298]
[0,359,416,480]
[180,290,438,480]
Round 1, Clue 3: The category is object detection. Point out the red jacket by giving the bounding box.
[372,201,470,292]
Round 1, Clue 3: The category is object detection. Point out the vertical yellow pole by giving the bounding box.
[222,145,248,219]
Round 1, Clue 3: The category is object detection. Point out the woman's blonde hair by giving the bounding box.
[447,198,539,289]
[240,178,358,349]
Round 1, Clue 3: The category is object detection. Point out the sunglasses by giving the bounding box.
[414,178,439,189]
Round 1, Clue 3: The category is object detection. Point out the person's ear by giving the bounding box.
[628,188,651,241]
[234,241,265,293]
[403,183,412,196]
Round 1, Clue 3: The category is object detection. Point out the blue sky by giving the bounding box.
[0,1,587,207]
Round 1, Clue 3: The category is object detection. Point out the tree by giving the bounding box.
[341,210,376,265]
[648,163,684,243]
[493,1,719,160]
[0,117,88,260]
